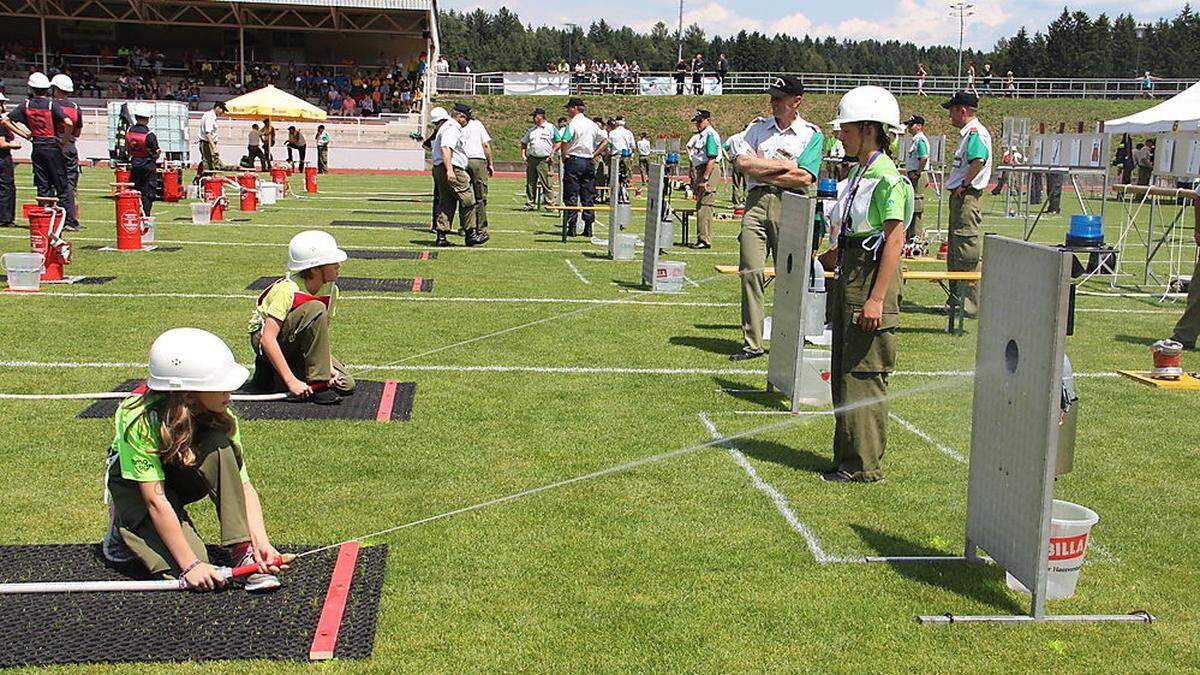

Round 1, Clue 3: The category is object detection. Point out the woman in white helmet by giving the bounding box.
[103,328,288,591]
[817,85,914,483]
[247,229,354,405]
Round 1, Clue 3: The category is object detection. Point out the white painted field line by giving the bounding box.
[888,412,966,464]
[683,275,701,288]
[698,412,857,564]
[564,259,590,285]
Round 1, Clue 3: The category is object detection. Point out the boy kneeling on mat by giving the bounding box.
[247,230,356,405]
[103,328,289,592]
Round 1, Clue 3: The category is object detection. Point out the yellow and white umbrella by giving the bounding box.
[223,84,327,122]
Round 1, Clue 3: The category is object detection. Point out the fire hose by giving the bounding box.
[0,554,297,594]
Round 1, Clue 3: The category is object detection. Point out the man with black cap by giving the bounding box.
[3,72,73,227]
[686,109,721,248]
[0,90,19,227]
[728,75,824,361]
[942,90,992,316]
[432,104,480,246]
[460,104,493,242]
[521,107,556,209]
[903,115,930,240]
[558,97,604,237]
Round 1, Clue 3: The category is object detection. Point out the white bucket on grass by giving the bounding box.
[3,252,44,291]
[141,217,156,244]
[796,348,832,406]
[259,183,278,205]
[185,184,198,200]
[653,260,686,292]
[191,202,212,225]
[613,233,638,261]
[1006,499,1099,600]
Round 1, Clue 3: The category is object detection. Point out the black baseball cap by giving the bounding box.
[691,109,711,122]
[903,115,925,126]
[766,75,805,97]
[565,97,586,109]
[530,107,546,116]
[941,91,979,109]
[452,103,473,116]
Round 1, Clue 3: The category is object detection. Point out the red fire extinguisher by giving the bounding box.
[162,165,184,202]
[238,173,258,211]
[304,166,318,193]
[115,186,148,250]
[28,202,70,281]
[270,166,289,196]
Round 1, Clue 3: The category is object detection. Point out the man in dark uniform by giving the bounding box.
[51,74,82,231]
[3,72,72,225]
[125,104,161,216]
[0,91,19,227]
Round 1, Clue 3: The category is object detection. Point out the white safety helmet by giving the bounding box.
[829,85,902,134]
[287,230,347,272]
[134,103,154,119]
[27,72,51,89]
[50,74,73,93]
[146,328,250,392]
[429,106,450,123]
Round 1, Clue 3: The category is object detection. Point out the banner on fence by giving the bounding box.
[503,72,571,96]
[639,76,723,96]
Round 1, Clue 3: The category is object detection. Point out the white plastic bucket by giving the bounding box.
[653,260,686,292]
[185,184,198,200]
[613,233,637,261]
[191,202,212,225]
[3,252,44,291]
[1006,499,1100,600]
[259,183,278,205]
[796,348,832,406]
[141,217,156,244]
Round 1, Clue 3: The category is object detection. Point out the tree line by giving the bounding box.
[438,5,1200,78]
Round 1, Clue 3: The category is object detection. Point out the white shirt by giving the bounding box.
[637,138,652,156]
[946,117,993,190]
[732,115,823,190]
[200,109,218,142]
[905,131,929,171]
[561,114,603,159]
[461,119,491,160]
[521,121,555,158]
[608,126,636,155]
[687,126,722,166]
[594,127,609,153]
[433,120,469,169]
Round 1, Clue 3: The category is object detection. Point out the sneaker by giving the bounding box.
[820,470,855,483]
[694,240,712,249]
[433,233,452,247]
[308,388,342,405]
[230,546,281,593]
[728,348,765,362]
[469,232,490,246]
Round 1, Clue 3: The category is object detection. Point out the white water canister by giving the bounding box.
[3,252,44,291]
[653,260,686,292]
[141,217,156,245]
[613,233,638,261]
[259,182,278,205]
[795,348,832,406]
[804,257,827,341]
[191,202,212,225]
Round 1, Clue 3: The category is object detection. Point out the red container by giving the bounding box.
[115,188,146,250]
[162,167,184,202]
[114,167,131,184]
[201,175,225,202]
[270,167,289,196]
[28,206,67,281]
[238,173,258,211]
[304,166,318,193]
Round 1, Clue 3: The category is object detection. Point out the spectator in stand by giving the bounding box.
[1005,70,1016,97]
[435,55,450,75]
[690,53,704,95]
[916,63,928,96]
[456,55,470,73]
[716,53,730,88]
[341,95,356,116]
[674,58,688,95]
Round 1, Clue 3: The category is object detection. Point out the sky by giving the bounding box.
[444,0,1184,50]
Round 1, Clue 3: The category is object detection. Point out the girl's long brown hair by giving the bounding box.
[125,392,239,468]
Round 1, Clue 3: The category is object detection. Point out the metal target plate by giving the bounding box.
[766,193,815,410]
[641,163,665,287]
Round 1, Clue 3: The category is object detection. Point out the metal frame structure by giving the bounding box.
[765,193,817,411]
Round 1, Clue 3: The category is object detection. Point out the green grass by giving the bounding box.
[0,164,1197,673]
[445,94,1157,162]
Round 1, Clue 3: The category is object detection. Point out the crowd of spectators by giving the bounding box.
[541,59,644,94]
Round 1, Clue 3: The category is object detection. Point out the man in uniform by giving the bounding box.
[686,109,721,249]
[1168,192,1200,350]
[558,97,604,238]
[199,101,226,173]
[722,120,755,208]
[260,117,276,168]
[50,74,82,231]
[3,73,73,225]
[0,91,18,227]
[459,104,493,241]
[607,116,636,202]
[592,117,611,200]
[729,75,824,361]
[636,132,652,185]
[903,115,930,241]
[520,107,556,210]
[315,124,331,173]
[942,90,992,316]
[126,104,161,216]
[433,104,480,246]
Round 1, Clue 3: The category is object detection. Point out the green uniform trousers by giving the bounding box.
[199,140,222,172]
[525,155,554,207]
[107,428,251,575]
[690,164,717,245]
[638,157,650,183]
[466,157,490,235]
[948,188,983,315]
[1172,255,1200,344]
[250,299,356,394]
[730,168,745,207]
[433,165,476,234]
[907,170,928,240]
[738,187,784,353]
[829,241,901,481]
[317,145,329,173]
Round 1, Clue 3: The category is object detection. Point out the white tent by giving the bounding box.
[1104,81,1200,134]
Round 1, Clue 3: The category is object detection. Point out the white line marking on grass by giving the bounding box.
[564,259,591,285]
[1077,290,1187,299]
[1074,308,1176,315]
[888,412,966,463]
[698,412,855,564]
[684,276,701,288]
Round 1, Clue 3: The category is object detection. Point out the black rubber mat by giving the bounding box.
[352,210,429,216]
[81,245,182,252]
[345,249,437,260]
[0,543,386,667]
[247,276,433,293]
[78,379,417,422]
[0,275,115,285]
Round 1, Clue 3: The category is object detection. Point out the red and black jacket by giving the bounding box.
[55,99,82,144]
[125,124,160,160]
[7,97,67,145]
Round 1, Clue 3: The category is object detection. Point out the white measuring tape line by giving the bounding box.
[0,390,289,401]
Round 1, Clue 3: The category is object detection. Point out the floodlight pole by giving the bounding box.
[676,0,684,63]
[949,3,974,87]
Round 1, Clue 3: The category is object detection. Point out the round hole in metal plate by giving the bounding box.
[786,253,793,274]
[1004,339,1019,374]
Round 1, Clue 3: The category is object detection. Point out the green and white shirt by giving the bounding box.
[730,116,824,191]
[687,126,722,167]
[947,118,992,190]
[829,153,914,239]
[110,393,250,484]
[558,114,603,159]
[905,132,929,171]
[522,121,556,158]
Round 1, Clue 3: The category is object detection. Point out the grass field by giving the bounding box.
[0,164,1197,673]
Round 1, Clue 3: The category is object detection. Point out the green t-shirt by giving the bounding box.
[915,138,929,158]
[844,153,912,237]
[111,394,249,483]
[248,273,338,333]
[552,127,564,143]
[795,132,825,179]
[964,131,989,163]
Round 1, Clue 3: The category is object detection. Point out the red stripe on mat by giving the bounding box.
[374,379,398,422]
[308,541,361,661]
[410,277,423,293]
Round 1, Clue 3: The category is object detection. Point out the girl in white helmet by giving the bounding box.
[103,328,288,591]
[817,86,914,483]
[247,230,354,405]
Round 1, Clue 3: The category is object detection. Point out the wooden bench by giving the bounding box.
[544,203,699,245]
[714,265,982,335]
